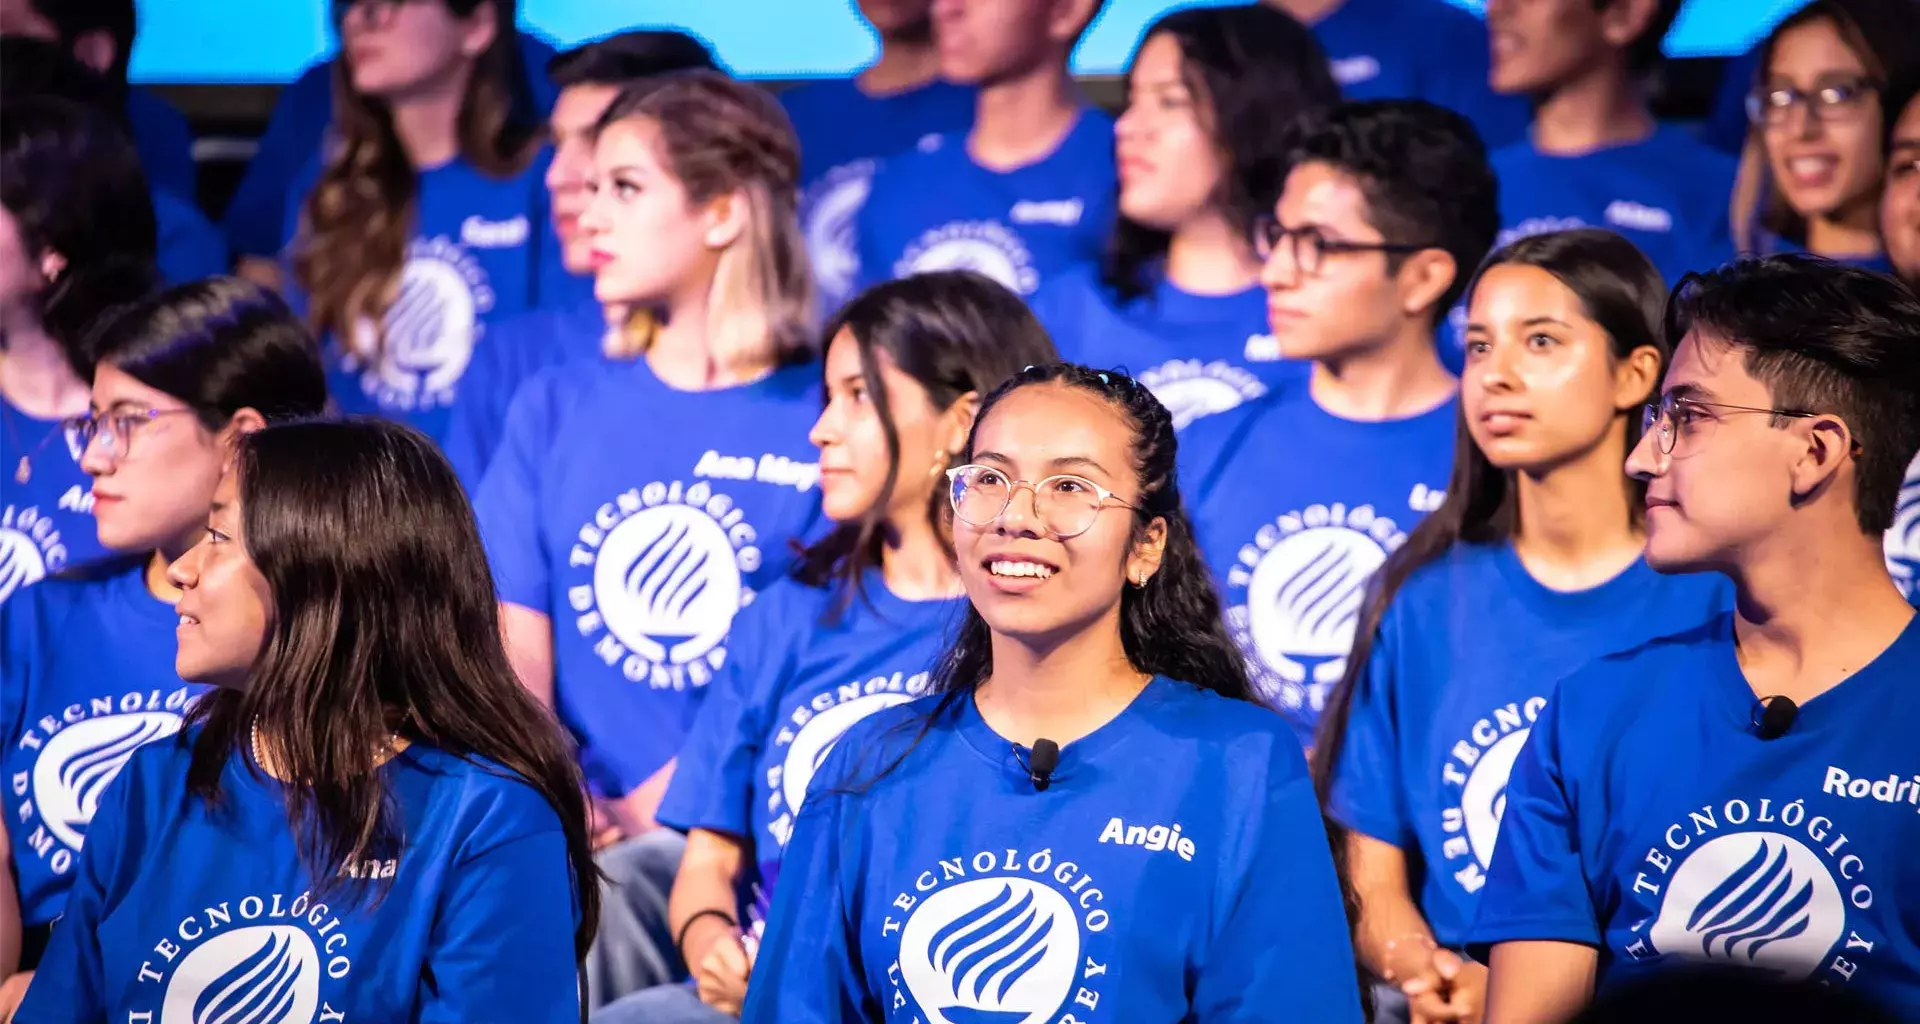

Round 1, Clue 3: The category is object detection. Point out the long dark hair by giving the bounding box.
[0,95,159,379]
[294,0,539,355]
[182,420,602,994]
[791,271,1058,621]
[1310,228,1670,797]
[1101,4,1340,302]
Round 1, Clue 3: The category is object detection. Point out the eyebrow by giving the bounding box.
[1462,315,1573,333]
[604,165,648,177]
[1663,382,1717,402]
[974,450,1113,477]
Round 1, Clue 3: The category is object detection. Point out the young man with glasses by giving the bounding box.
[1474,255,1920,1024]
[1484,0,1734,287]
[1178,99,1497,746]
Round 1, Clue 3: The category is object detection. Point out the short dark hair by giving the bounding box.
[1279,99,1501,318]
[546,30,718,90]
[0,35,126,115]
[1611,0,1684,74]
[23,0,136,85]
[1666,254,1920,534]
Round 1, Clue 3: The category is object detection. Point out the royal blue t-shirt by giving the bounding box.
[0,562,205,928]
[1180,381,1456,742]
[1492,126,1739,287]
[282,153,556,441]
[1746,230,1898,275]
[1474,612,1920,1017]
[1312,0,1530,149]
[742,676,1364,1023]
[475,357,825,800]
[440,297,605,491]
[125,89,197,204]
[782,77,974,315]
[1888,453,1920,606]
[221,30,560,260]
[1032,265,1302,431]
[153,189,227,286]
[656,570,962,934]
[0,401,100,605]
[18,735,582,1021]
[1327,543,1732,947]
[855,108,1116,300]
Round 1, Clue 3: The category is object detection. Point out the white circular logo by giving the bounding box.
[780,692,915,818]
[160,925,321,1024]
[898,878,1082,1024]
[803,161,875,306]
[1884,455,1920,598]
[1647,832,1846,979]
[34,712,183,849]
[1461,729,1528,869]
[593,504,744,667]
[1239,522,1390,709]
[349,255,482,410]
[1137,360,1267,430]
[0,529,49,604]
[896,222,1039,295]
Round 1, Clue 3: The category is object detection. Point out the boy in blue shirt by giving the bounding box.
[1486,0,1736,286]
[1476,256,1920,1023]
[1182,100,1497,744]
[855,0,1114,299]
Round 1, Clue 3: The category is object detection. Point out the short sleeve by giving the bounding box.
[472,370,563,612]
[416,828,582,1022]
[1326,617,1413,849]
[655,599,785,839]
[1468,691,1600,951]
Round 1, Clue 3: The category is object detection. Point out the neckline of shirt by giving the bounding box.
[950,674,1177,781]
[1486,541,1657,614]
[1704,610,1920,735]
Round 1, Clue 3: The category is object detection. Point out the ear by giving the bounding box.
[1047,0,1101,47]
[941,391,981,456]
[702,188,751,251]
[71,30,117,75]
[1611,344,1664,413]
[1392,248,1458,320]
[1786,413,1856,506]
[1598,0,1660,52]
[459,0,501,58]
[39,249,67,285]
[1126,516,1168,587]
[215,409,268,473]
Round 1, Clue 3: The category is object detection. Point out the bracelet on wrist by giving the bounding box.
[675,908,738,958]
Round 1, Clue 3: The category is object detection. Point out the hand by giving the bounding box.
[685,917,752,1015]
[1401,948,1487,1024]
[588,798,625,852]
[0,971,34,1023]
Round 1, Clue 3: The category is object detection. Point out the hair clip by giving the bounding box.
[1096,372,1110,385]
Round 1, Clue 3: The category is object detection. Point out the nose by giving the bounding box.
[167,540,202,591]
[1624,424,1663,481]
[1477,339,1520,393]
[995,482,1045,538]
[807,404,838,450]
[78,427,114,477]
[578,186,610,235]
[1260,238,1301,292]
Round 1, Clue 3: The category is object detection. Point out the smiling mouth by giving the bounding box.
[987,559,1056,580]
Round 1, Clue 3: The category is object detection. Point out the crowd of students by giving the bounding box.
[3,0,1920,1021]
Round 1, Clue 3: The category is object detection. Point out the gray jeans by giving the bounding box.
[585,831,690,1010]
[593,981,736,1024]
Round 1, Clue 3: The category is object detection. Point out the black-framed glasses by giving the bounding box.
[947,464,1140,540]
[1250,216,1435,276]
[331,0,417,27]
[1640,393,1819,456]
[1746,78,1880,127]
[64,407,202,461]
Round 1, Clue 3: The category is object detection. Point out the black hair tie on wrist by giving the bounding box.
[675,907,739,958]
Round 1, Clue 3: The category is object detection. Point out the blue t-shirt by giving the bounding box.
[440,297,605,491]
[1032,265,1302,431]
[153,189,227,286]
[1747,230,1898,275]
[741,676,1364,1023]
[18,735,582,1021]
[1474,613,1920,1017]
[0,401,100,605]
[124,88,197,203]
[1327,543,1732,947]
[221,30,559,260]
[474,358,825,799]
[1492,126,1739,287]
[855,108,1116,300]
[656,570,962,934]
[782,77,975,314]
[1312,0,1530,150]
[0,562,204,928]
[1886,452,1920,606]
[1180,381,1457,742]
[282,153,556,441]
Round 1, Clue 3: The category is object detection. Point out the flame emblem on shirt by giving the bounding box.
[346,237,494,413]
[899,878,1081,1024]
[160,926,321,1024]
[33,712,183,850]
[1646,832,1845,979]
[1883,454,1920,599]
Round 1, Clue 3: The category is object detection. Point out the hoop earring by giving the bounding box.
[1131,570,1148,589]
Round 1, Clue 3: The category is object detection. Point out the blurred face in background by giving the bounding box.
[579,116,724,308]
[546,83,622,274]
[860,0,935,42]
[1881,91,1920,284]
[931,0,1081,86]
[1759,17,1885,228]
[338,0,495,103]
[1487,0,1614,95]
[81,364,231,558]
[1115,32,1224,232]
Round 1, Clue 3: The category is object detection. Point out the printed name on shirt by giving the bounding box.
[1439,696,1546,893]
[766,669,930,847]
[1823,766,1920,811]
[10,687,195,875]
[1620,793,1884,992]
[339,857,400,880]
[693,449,821,493]
[1409,483,1446,513]
[1008,198,1085,227]
[344,237,495,413]
[1243,333,1282,363]
[128,887,355,1024]
[459,213,531,249]
[1097,816,1197,862]
[1603,200,1674,234]
[1329,55,1382,86]
[882,847,1113,1022]
[0,502,72,604]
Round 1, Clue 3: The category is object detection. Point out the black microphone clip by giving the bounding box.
[1752,694,1800,741]
[1027,738,1060,792]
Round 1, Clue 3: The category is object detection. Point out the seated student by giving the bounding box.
[1033,3,1338,431]
[855,0,1115,300]
[0,0,195,201]
[1264,0,1530,150]
[442,30,718,490]
[285,0,559,441]
[1485,0,1736,287]
[1181,100,1498,745]
[1740,0,1920,271]
[225,21,557,277]
[743,363,1364,1023]
[1318,229,1731,1024]
[0,38,226,287]
[0,98,162,605]
[18,419,599,1021]
[597,274,1055,1024]
[1476,256,1920,1024]
[0,276,327,1017]
[784,0,973,315]
[1878,81,1920,602]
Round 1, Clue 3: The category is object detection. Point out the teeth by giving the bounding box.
[1788,157,1835,175]
[178,615,199,626]
[990,560,1054,580]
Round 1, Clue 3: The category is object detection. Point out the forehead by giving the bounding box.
[91,363,179,409]
[973,384,1135,480]
[1767,17,1867,76]
[1467,264,1584,321]
[1130,32,1185,82]
[1895,94,1920,144]
[593,117,665,169]
[552,83,620,131]
[1278,161,1375,232]
[822,327,874,376]
[1664,330,1770,399]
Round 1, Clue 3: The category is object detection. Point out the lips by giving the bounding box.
[587,249,615,269]
[980,552,1060,593]
[1781,153,1841,190]
[1478,409,1532,434]
[1645,494,1678,511]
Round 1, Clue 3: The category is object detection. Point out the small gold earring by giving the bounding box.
[930,449,949,479]
[1132,570,1147,588]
